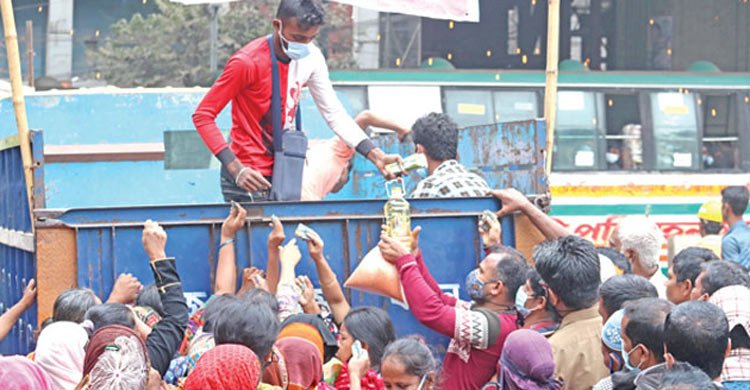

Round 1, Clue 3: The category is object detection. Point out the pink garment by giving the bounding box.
[0,355,54,390]
[35,321,89,390]
[301,137,355,201]
[395,252,518,389]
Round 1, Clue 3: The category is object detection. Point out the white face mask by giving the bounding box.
[606,152,620,164]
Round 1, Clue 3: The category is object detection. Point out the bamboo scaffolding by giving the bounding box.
[544,0,560,176]
[1,0,36,231]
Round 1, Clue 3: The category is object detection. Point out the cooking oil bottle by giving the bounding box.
[384,179,412,246]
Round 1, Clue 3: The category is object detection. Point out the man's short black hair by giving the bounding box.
[700,260,750,297]
[534,235,601,310]
[673,246,719,265]
[622,298,673,363]
[671,247,716,284]
[84,303,135,332]
[213,299,280,360]
[722,185,749,216]
[658,362,715,389]
[599,274,658,318]
[276,0,326,28]
[664,301,729,379]
[411,112,459,162]
[489,245,530,302]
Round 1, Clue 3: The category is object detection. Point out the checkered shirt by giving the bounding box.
[410,160,490,198]
[709,285,750,382]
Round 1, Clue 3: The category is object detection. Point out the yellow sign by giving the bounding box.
[457,103,486,115]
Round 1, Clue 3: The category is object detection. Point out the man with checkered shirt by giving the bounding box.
[409,112,491,198]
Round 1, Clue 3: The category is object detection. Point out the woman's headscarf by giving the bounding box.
[275,337,324,390]
[78,324,149,389]
[184,344,260,390]
[35,321,88,389]
[281,314,338,363]
[0,355,54,390]
[498,329,562,390]
[263,324,325,390]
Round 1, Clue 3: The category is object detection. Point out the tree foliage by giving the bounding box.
[89,0,356,88]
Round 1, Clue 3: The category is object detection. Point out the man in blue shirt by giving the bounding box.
[721,186,750,268]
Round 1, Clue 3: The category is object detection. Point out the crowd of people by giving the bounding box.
[0,105,749,390]
[0,181,748,389]
[1,0,747,388]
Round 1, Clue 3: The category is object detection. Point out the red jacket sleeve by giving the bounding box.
[414,251,457,307]
[396,254,457,338]
[192,55,252,155]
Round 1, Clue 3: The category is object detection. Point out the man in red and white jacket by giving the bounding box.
[193,0,400,202]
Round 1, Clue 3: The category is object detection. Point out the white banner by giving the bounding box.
[332,0,479,22]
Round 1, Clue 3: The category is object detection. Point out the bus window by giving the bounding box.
[701,94,738,170]
[334,86,369,115]
[553,91,606,171]
[492,91,539,123]
[604,94,643,171]
[443,89,494,127]
[650,92,700,171]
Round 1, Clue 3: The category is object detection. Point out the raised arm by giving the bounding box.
[307,230,350,324]
[276,239,303,322]
[306,55,401,180]
[378,236,457,338]
[0,279,36,342]
[491,188,570,240]
[141,220,189,376]
[214,204,247,296]
[353,110,411,141]
[266,216,285,295]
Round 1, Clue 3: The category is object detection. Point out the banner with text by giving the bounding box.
[332,0,479,22]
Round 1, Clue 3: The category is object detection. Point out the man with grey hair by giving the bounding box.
[609,216,668,298]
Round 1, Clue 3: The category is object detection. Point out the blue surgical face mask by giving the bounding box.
[514,286,531,317]
[622,344,642,371]
[278,21,311,60]
[465,269,486,301]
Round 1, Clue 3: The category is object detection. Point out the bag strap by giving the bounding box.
[268,35,303,153]
[268,35,283,152]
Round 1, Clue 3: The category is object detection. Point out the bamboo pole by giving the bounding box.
[26,19,33,88]
[543,0,560,176]
[2,0,36,231]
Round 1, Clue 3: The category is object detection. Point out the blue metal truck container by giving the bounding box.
[37,197,513,354]
[1,89,547,356]
[0,132,43,355]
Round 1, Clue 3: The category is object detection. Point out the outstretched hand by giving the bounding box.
[268,216,285,248]
[489,188,531,218]
[19,279,37,309]
[378,234,410,264]
[107,273,143,304]
[221,202,247,239]
[142,220,168,261]
[478,213,502,248]
[307,230,325,260]
[279,238,302,268]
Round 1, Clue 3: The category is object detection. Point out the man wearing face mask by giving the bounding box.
[614,298,674,389]
[606,145,622,170]
[378,228,529,389]
[515,269,560,336]
[193,0,400,202]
